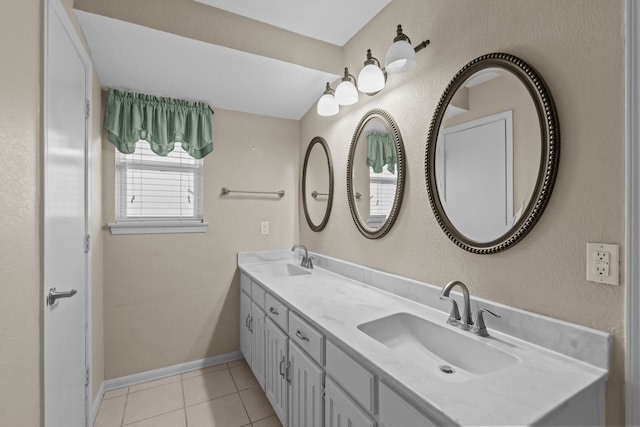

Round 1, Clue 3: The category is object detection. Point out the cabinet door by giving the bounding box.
[240,291,252,362]
[379,381,438,427]
[325,377,376,427]
[265,318,289,426]
[288,342,323,427]
[250,302,266,389]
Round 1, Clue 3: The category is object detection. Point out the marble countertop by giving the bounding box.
[238,251,608,426]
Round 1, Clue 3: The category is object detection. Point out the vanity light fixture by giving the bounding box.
[316,24,429,116]
[317,82,339,116]
[357,49,386,93]
[334,67,359,106]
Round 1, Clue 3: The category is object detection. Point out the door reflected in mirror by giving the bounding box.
[302,137,333,232]
[347,109,405,239]
[436,69,541,242]
[425,53,560,254]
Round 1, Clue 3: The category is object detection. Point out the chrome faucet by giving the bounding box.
[440,280,501,337]
[440,280,473,330]
[291,244,313,269]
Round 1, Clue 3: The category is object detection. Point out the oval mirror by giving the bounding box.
[347,109,406,239]
[302,136,334,231]
[426,53,560,254]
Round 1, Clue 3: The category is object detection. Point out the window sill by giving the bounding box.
[107,221,208,235]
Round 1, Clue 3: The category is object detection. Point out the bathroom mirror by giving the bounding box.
[426,53,559,254]
[302,136,334,231]
[347,109,405,239]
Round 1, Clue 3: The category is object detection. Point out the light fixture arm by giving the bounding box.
[322,82,334,95]
[414,39,430,53]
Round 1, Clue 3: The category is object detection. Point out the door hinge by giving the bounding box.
[86,366,90,387]
[85,100,91,119]
[85,234,91,253]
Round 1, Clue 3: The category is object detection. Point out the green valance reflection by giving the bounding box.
[105,89,214,159]
[366,131,396,174]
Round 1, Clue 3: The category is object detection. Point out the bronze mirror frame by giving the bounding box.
[425,53,560,254]
[347,109,406,239]
[302,136,334,232]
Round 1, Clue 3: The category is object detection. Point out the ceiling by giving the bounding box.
[75,1,391,120]
[193,0,391,46]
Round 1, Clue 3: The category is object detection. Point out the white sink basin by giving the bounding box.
[358,312,519,376]
[251,262,312,278]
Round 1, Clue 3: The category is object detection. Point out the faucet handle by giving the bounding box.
[439,296,461,326]
[471,308,500,337]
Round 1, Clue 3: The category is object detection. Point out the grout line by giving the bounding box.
[119,389,129,427]
[181,374,188,426]
[183,389,239,409]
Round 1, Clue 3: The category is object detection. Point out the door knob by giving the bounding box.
[47,287,77,306]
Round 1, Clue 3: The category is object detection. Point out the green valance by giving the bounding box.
[366,131,396,174]
[105,88,214,159]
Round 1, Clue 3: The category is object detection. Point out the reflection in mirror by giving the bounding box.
[347,109,405,239]
[302,137,333,232]
[437,68,541,242]
[426,53,559,253]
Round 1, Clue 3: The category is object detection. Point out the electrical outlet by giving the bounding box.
[586,243,619,285]
[260,221,269,235]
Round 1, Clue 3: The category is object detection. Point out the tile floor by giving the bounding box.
[94,359,282,427]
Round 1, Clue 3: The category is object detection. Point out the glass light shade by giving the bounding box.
[335,80,358,105]
[357,64,385,93]
[317,92,338,116]
[385,39,416,73]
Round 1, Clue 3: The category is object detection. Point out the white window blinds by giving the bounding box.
[115,141,203,222]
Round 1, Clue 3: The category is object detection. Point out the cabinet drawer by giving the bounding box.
[288,311,324,365]
[240,272,251,297]
[379,381,438,427]
[325,340,375,414]
[251,281,266,310]
[265,293,288,331]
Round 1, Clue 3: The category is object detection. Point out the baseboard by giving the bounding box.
[103,351,243,391]
[91,381,105,425]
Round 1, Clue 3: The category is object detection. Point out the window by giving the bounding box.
[368,168,397,229]
[108,141,207,234]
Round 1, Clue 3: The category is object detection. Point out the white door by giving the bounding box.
[438,111,513,242]
[240,291,252,362]
[44,1,91,425]
[324,377,375,427]
[250,302,266,389]
[288,342,323,427]
[265,318,289,426]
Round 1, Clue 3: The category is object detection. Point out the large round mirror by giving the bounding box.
[426,53,560,254]
[347,109,405,239]
[302,136,334,231]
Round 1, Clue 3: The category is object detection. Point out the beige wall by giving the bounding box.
[300,0,625,424]
[0,0,42,425]
[102,108,299,378]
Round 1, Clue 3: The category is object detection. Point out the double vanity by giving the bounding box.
[238,249,610,426]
